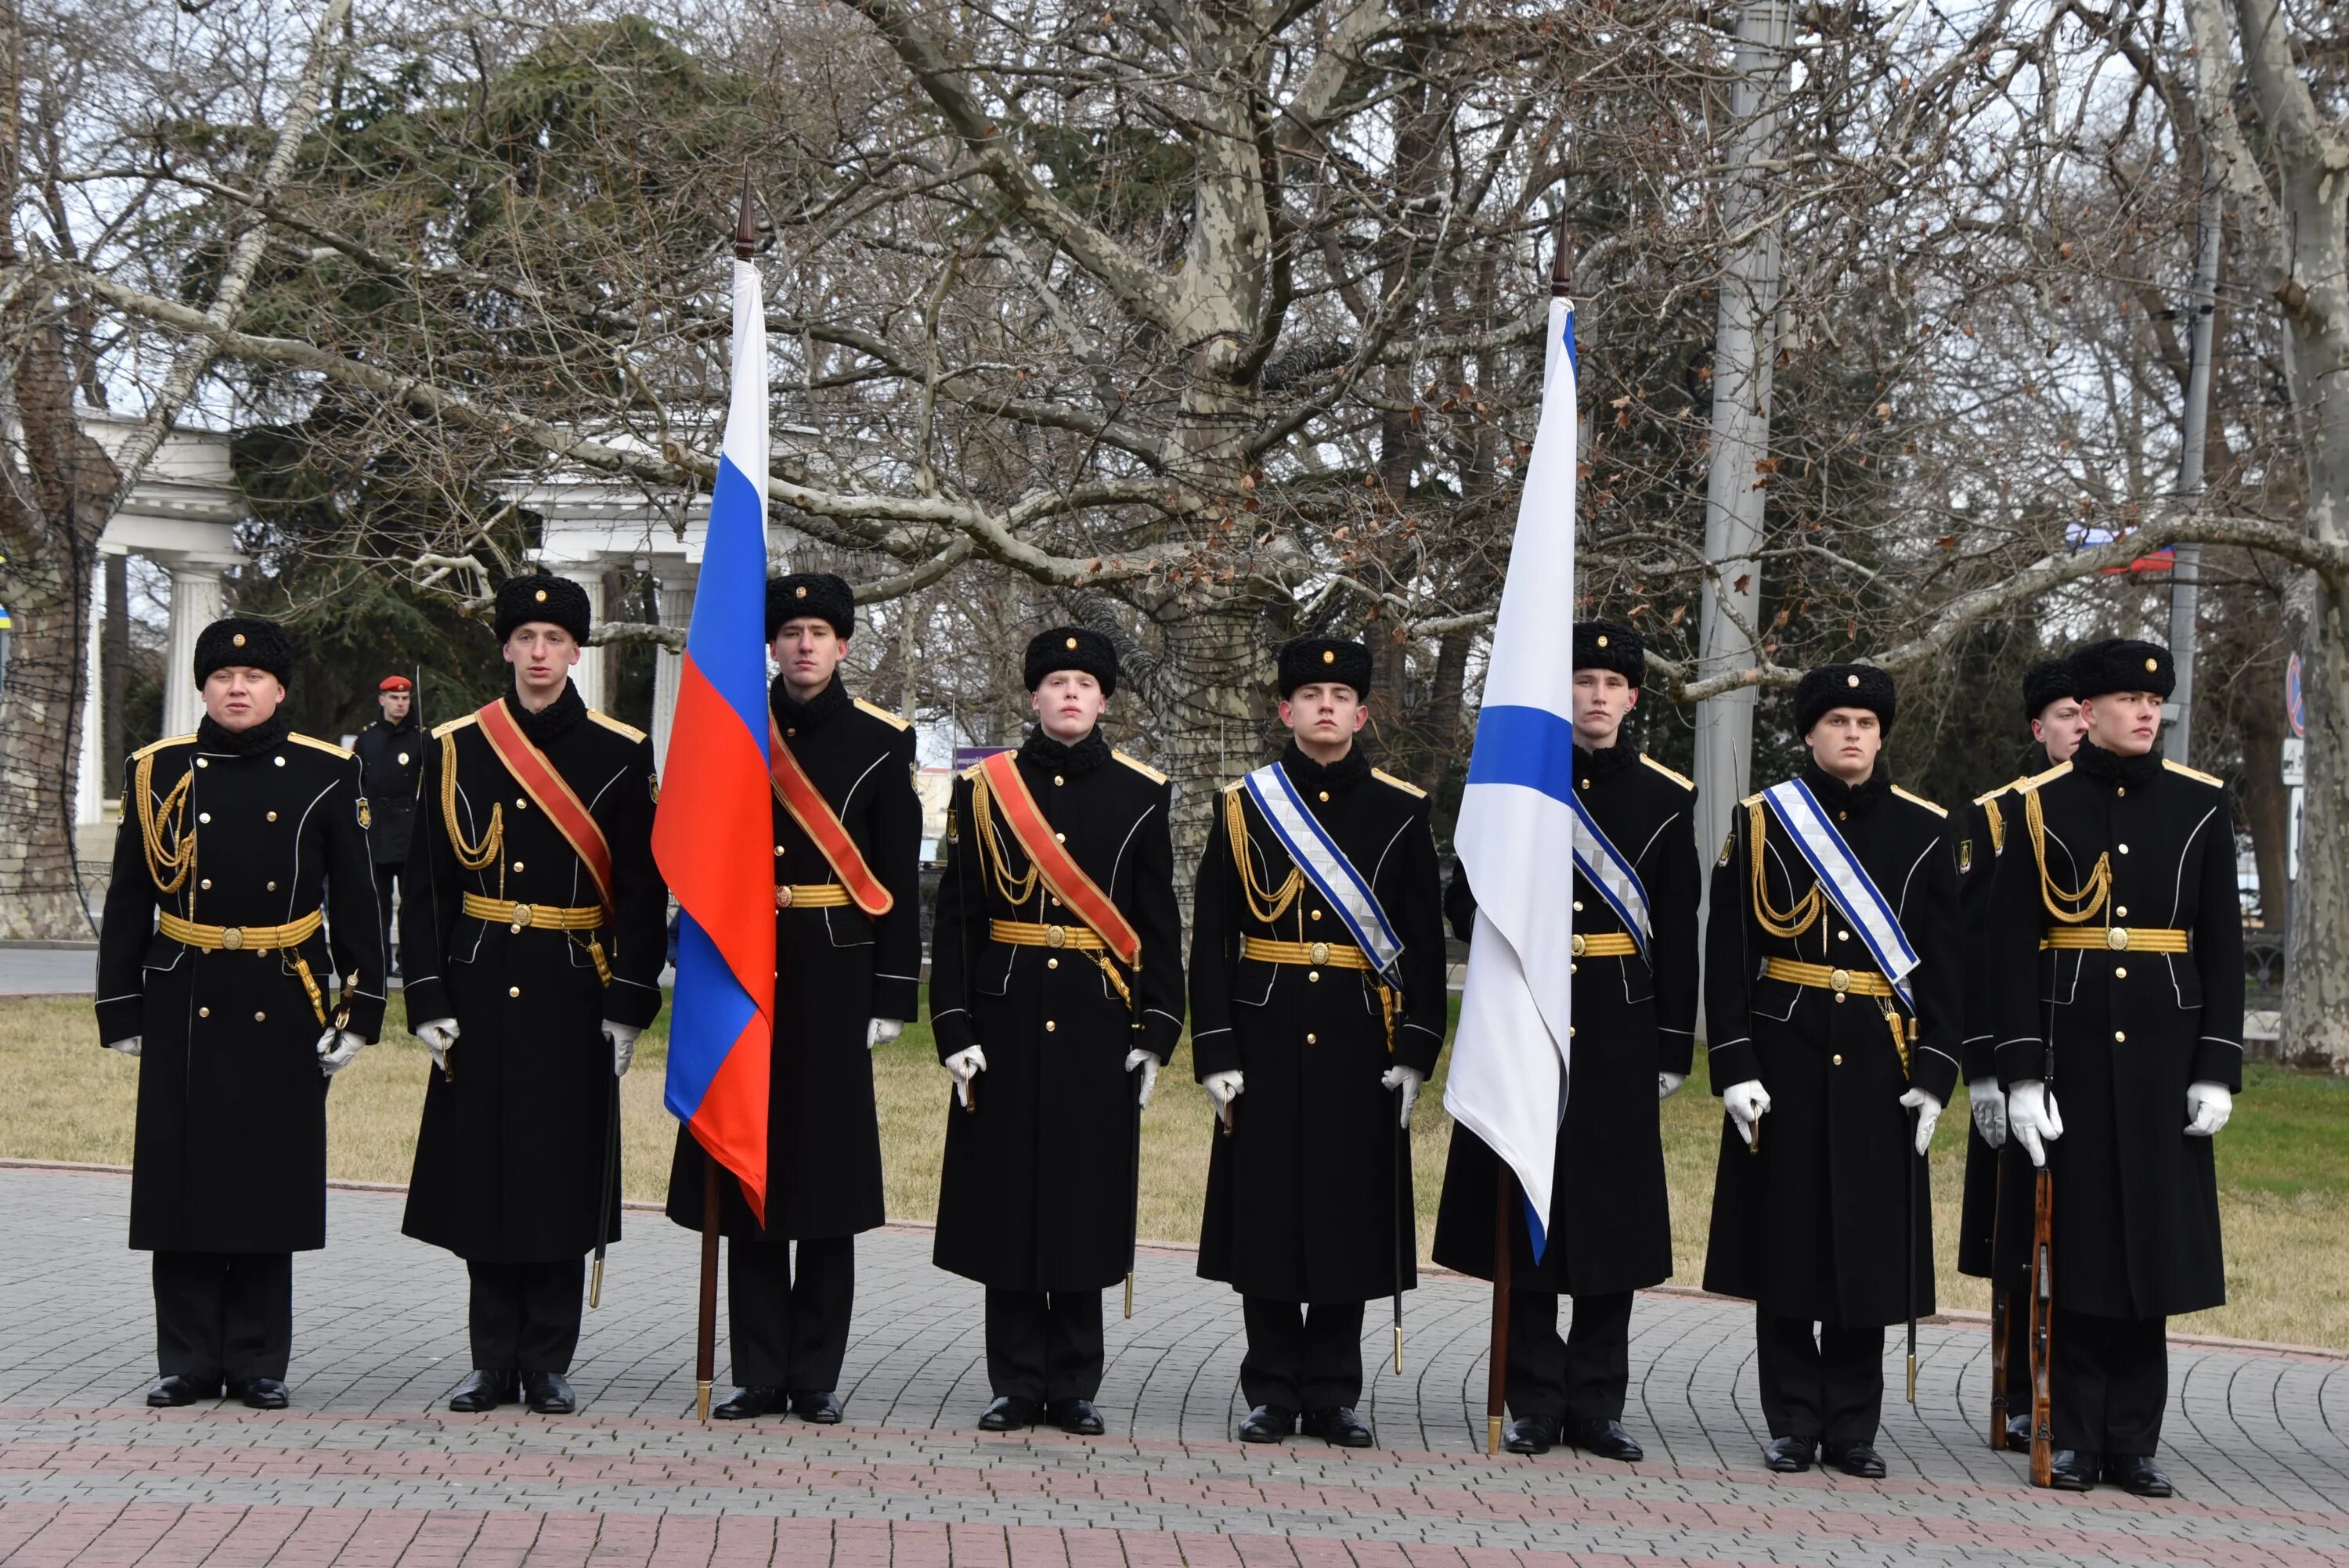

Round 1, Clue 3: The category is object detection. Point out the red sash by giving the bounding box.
[976,751,1140,966]
[768,719,894,917]
[475,700,615,918]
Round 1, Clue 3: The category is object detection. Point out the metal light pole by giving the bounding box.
[2165,175,2222,764]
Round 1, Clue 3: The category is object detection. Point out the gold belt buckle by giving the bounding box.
[1309,940,1330,965]
[1571,933,1587,958]
[1045,925,1067,949]
[511,902,534,930]
[219,926,245,951]
[774,885,794,910]
[1828,967,1851,993]
[2106,927,2131,951]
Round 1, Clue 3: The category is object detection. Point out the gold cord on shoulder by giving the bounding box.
[440,730,506,889]
[1747,798,1821,939]
[967,773,1041,907]
[2022,787,2109,925]
[1983,796,2006,855]
[1226,788,1303,925]
[135,752,197,901]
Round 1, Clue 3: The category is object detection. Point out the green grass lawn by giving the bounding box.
[5,991,2342,1349]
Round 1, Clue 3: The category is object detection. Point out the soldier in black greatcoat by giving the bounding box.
[96,616,388,1410]
[400,573,668,1416]
[667,573,923,1423]
[1189,637,1449,1448]
[929,626,1184,1435]
[1953,657,2083,1448]
[1429,622,1701,1461]
[1701,665,1961,1477]
[1988,639,2243,1498]
[340,673,422,977]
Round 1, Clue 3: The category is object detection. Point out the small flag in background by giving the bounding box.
[1445,285,1580,1260]
[652,237,774,1220]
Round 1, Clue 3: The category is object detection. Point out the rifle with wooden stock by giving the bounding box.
[2028,1050,2055,1487]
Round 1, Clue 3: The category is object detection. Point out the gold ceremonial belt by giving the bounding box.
[1241,935,1375,971]
[461,894,604,932]
[991,917,1109,953]
[1762,956,1897,997]
[158,909,323,953]
[774,884,851,910]
[2041,926,2188,953]
[1571,932,1639,958]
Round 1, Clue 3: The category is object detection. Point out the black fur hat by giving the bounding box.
[767,572,855,641]
[192,617,292,687]
[1023,625,1119,696]
[1279,636,1374,699]
[494,572,593,643]
[2069,638,2174,702]
[1573,621,1644,689]
[1793,663,1897,737]
[2020,657,2077,723]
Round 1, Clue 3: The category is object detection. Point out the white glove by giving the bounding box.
[604,1022,641,1076]
[867,1018,904,1050]
[1899,1087,1943,1155]
[104,1036,143,1058]
[1381,1064,1425,1128]
[1658,1071,1686,1101]
[2007,1079,2065,1168]
[1124,1047,1160,1108]
[414,1017,460,1072]
[1202,1069,1244,1124]
[316,1029,366,1076]
[1723,1079,1771,1150]
[944,1044,987,1108]
[2185,1080,2233,1137]
[1968,1076,2008,1147]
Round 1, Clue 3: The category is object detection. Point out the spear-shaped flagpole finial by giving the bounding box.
[734,170,758,261]
[1551,220,1574,298]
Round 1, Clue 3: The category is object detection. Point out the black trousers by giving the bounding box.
[1240,1298,1366,1414]
[467,1258,586,1374]
[153,1251,292,1386]
[1506,1289,1633,1423]
[2051,1307,2167,1456]
[984,1288,1103,1402]
[1755,1309,1885,1447]
[330,864,399,979]
[728,1234,854,1391]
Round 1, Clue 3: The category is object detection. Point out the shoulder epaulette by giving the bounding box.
[853,697,911,731]
[287,732,355,760]
[432,713,479,740]
[1741,790,1765,808]
[1113,751,1167,784]
[1372,767,1427,798]
[1639,754,1696,790]
[1891,784,1946,817]
[586,710,648,744]
[961,761,987,781]
[2163,759,2225,788]
[132,733,197,761]
[2019,759,2072,792]
[1219,778,1245,794]
[1973,778,2024,807]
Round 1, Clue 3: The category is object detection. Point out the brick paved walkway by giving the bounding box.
[0,1167,2343,1566]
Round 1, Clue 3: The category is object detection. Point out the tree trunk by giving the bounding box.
[2282,571,2349,1070]
[2234,672,2292,932]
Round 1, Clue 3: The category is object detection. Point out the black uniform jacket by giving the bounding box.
[96,715,388,1254]
[1431,744,1701,1296]
[1987,742,2243,1317]
[1701,763,1961,1326]
[668,676,923,1242]
[1189,744,1448,1304]
[352,715,423,866]
[929,726,1184,1292]
[1954,770,2039,1281]
[400,683,667,1263]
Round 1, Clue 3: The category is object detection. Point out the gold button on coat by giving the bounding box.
[198,1007,209,1018]
[266,811,277,822]
[254,1011,266,1022]
[2114,1030,2126,1043]
[1045,1020,1057,1032]
[1833,1054,1843,1065]
[2115,967,2128,979]
[1305,1033,1318,1044]
[509,986,521,998]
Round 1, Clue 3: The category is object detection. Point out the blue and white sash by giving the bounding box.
[1761,779,1919,1010]
[1243,763,1405,981]
[1566,795,1651,961]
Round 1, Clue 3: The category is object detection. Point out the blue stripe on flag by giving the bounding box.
[1465,704,1579,804]
[1561,302,1576,381]
[662,914,757,1124]
[685,456,773,756]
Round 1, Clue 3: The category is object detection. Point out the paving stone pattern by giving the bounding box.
[0,1168,2343,1566]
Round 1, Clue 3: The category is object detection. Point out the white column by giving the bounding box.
[161,564,225,740]
[651,572,696,770]
[74,553,109,829]
[572,573,608,713]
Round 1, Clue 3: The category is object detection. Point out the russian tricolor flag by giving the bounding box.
[653,247,774,1221]
[1444,290,1579,1260]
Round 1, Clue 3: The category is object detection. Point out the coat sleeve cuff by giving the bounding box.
[400,976,451,1029]
[1993,1036,2046,1088]
[1137,1007,1182,1064]
[930,1005,975,1061]
[1658,1025,1696,1076]
[1707,1035,1760,1090]
[2190,1036,2244,1091]
[601,976,663,1032]
[872,975,921,1026]
[1911,1040,1962,1105]
[95,993,143,1047]
[342,995,388,1044]
[1190,1025,1239,1079]
[1394,1020,1443,1076]
[1959,1032,1998,1081]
